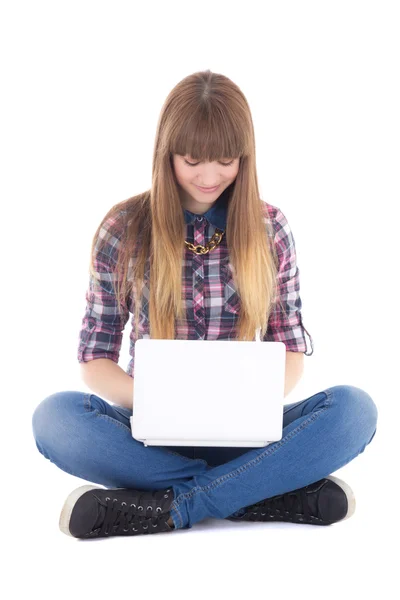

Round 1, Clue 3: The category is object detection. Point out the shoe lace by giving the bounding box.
[93,489,172,536]
[249,488,312,522]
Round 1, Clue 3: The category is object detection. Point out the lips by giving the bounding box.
[195,184,220,192]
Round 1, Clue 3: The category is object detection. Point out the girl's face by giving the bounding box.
[172,154,240,214]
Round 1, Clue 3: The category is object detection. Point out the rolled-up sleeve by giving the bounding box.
[77,213,130,365]
[263,207,314,355]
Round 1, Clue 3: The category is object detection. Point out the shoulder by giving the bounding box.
[94,208,128,265]
[99,208,127,238]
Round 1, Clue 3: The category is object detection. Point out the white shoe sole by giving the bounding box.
[59,484,99,537]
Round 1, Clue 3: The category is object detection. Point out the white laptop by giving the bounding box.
[130,330,286,448]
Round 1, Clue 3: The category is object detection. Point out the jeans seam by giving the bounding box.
[283,398,310,415]
[173,505,184,529]
[96,412,133,433]
[283,389,332,415]
[170,398,332,514]
[170,505,184,528]
[323,388,333,406]
[85,393,132,433]
[83,393,92,412]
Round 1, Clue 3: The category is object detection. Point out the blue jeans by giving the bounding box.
[31,384,378,530]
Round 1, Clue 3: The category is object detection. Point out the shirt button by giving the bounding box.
[197,216,203,221]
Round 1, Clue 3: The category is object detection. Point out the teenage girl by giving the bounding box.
[31,69,378,539]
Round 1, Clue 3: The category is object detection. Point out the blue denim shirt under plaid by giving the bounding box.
[78,191,314,377]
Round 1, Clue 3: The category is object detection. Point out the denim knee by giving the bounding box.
[31,391,84,453]
[329,384,378,444]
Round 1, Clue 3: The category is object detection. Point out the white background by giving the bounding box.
[2,0,398,598]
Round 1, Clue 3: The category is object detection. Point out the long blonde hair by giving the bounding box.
[89,69,282,341]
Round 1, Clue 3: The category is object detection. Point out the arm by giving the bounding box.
[81,359,134,410]
[263,206,314,358]
[78,212,133,409]
[284,351,304,397]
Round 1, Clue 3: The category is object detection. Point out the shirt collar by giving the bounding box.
[182,186,229,230]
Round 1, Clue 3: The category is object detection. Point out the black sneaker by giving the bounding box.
[59,485,176,538]
[226,476,356,526]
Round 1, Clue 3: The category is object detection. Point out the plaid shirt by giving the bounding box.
[78,192,314,377]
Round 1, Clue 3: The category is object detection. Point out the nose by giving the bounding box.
[196,164,223,187]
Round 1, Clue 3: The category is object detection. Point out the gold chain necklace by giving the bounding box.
[184,228,225,255]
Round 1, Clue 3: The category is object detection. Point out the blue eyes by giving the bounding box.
[184,159,234,167]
